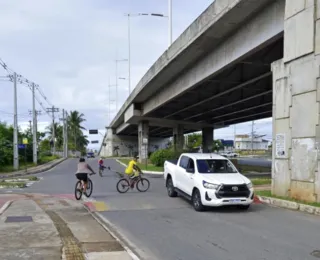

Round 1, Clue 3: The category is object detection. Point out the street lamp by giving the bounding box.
[115,58,128,112]
[125,8,171,95]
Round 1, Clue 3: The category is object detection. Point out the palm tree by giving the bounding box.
[67,110,86,151]
[45,122,63,149]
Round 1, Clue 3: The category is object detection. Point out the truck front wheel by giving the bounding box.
[166,177,177,197]
[192,189,205,212]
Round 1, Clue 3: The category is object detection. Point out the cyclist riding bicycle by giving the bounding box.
[75,157,96,194]
[125,155,142,184]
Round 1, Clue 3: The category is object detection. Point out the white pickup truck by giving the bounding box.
[164,153,254,211]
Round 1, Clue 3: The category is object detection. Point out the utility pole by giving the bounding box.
[31,83,37,164]
[13,72,19,170]
[234,125,236,150]
[60,109,67,158]
[251,121,255,154]
[46,106,59,154]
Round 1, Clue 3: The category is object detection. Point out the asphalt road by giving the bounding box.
[2,159,319,260]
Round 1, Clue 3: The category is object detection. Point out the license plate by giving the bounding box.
[229,199,241,203]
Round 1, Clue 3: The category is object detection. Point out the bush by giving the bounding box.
[150,148,188,167]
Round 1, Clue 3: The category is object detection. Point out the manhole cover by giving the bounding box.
[5,216,33,223]
[311,250,320,258]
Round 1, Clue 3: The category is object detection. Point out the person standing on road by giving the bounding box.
[75,158,96,194]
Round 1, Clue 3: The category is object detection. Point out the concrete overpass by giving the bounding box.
[100,0,320,203]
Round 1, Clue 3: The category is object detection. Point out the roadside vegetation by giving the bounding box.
[0,110,88,173]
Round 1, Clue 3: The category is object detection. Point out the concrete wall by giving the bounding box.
[272,0,320,202]
[99,129,170,157]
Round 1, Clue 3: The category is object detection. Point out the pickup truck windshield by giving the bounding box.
[196,159,237,174]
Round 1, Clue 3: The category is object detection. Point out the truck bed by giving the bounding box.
[166,159,178,165]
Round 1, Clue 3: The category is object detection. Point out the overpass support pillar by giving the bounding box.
[272,1,320,202]
[202,127,213,153]
[138,121,149,163]
[173,125,184,151]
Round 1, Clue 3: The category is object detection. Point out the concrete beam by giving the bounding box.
[142,0,284,116]
[165,71,271,119]
[115,123,131,135]
[126,116,213,130]
[108,0,277,129]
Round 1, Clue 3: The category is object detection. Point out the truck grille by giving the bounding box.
[215,184,250,198]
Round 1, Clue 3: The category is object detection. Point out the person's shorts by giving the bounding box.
[76,173,88,182]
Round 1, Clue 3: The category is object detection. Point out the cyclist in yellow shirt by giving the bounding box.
[125,155,142,184]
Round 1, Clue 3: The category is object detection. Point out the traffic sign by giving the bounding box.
[18,144,26,149]
[22,138,28,145]
[89,130,98,134]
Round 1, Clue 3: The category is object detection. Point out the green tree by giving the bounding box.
[67,110,86,151]
[186,133,202,150]
[45,122,64,149]
[212,140,224,152]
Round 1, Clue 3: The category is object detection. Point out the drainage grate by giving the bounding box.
[5,216,33,223]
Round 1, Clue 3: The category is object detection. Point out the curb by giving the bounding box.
[0,158,67,179]
[83,203,141,260]
[256,195,320,216]
[0,200,12,215]
[116,159,163,176]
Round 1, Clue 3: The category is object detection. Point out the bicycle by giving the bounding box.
[107,167,150,193]
[98,165,106,177]
[74,173,94,200]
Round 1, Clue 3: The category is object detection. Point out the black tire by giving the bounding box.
[192,189,205,212]
[238,204,250,210]
[75,181,82,200]
[85,179,93,197]
[117,179,130,193]
[136,178,150,192]
[166,177,177,197]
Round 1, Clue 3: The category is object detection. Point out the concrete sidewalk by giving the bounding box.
[0,193,133,260]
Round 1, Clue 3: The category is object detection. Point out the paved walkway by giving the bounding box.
[0,193,132,260]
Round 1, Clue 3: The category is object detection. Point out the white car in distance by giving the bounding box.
[164,153,254,211]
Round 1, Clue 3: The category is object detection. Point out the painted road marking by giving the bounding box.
[82,197,108,212]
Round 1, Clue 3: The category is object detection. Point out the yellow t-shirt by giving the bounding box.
[125,160,136,175]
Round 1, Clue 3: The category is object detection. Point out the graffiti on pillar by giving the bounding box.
[113,145,120,156]
[125,144,135,156]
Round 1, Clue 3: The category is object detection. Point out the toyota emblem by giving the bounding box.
[232,186,238,191]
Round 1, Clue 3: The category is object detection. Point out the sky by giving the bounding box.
[0,0,272,150]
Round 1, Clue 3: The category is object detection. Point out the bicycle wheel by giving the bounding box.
[116,179,130,193]
[136,178,150,192]
[75,181,83,200]
[85,178,93,197]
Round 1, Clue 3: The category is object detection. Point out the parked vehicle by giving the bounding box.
[87,152,95,158]
[220,151,239,157]
[164,153,254,211]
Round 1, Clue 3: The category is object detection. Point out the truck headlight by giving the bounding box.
[246,182,253,189]
[203,180,220,189]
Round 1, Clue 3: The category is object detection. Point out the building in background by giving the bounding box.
[235,135,269,151]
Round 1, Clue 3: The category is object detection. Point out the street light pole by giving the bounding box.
[115,58,128,112]
[125,11,169,95]
[127,14,131,95]
[169,0,172,46]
